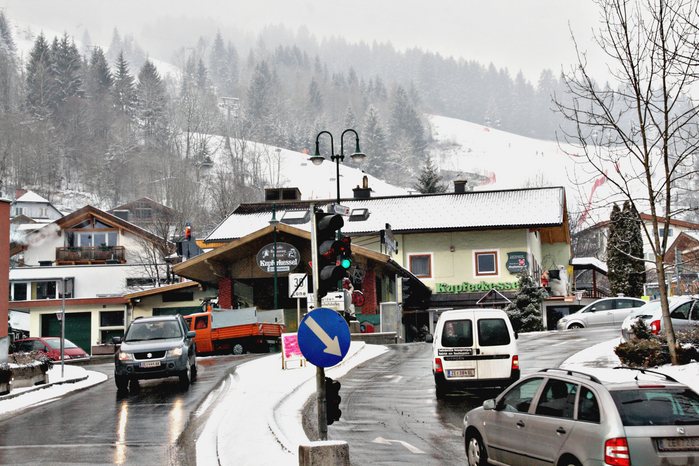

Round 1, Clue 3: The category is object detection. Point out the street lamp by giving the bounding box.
[310,129,366,204]
[269,203,280,310]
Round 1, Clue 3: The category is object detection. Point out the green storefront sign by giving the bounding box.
[435,281,519,294]
[506,252,529,274]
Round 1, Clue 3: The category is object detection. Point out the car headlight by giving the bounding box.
[118,352,133,361]
[559,317,568,323]
[166,347,183,357]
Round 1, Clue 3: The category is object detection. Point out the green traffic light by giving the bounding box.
[340,258,351,269]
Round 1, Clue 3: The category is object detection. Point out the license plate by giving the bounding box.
[447,369,475,377]
[658,437,699,451]
[139,360,161,368]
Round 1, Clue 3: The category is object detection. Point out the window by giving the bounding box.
[500,377,544,413]
[194,316,208,330]
[126,278,157,287]
[578,386,601,423]
[36,281,57,300]
[39,207,48,218]
[409,254,432,278]
[535,379,577,418]
[475,251,498,276]
[477,318,511,346]
[13,207,23,216]
[659,228,674,238]
[11,282,27,301]
[100,311,124,327]
[441,319,473,348]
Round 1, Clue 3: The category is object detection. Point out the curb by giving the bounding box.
[0,375,89,402]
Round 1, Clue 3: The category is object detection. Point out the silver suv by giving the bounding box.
[463,367,699,466]
[113,315,197,391]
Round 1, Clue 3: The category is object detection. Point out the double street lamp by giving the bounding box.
[310,129,366,204]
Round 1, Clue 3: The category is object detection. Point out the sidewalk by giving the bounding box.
[0,364,107,421]
[196,341,388,466]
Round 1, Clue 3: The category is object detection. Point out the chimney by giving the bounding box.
[15,189,26,199]
[353,176,371,199]
[454,174,467,193]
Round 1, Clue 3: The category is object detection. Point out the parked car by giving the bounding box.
[463,367,699,466]
[429,308,519,398]
[621,295,699,342]
[13,336,90,362]
[112,314,197,391]
[556,297,646,330]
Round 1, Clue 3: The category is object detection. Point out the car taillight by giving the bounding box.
[605,438,630,466]
[512,355,519,370]
[434,358,443,373]
[650,320,661,334]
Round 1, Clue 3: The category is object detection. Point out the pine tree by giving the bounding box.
[306,77,323,117]
[505,269,547,333]
[389,84,427,158]
[413,156,447,193]
[112,51,136,117]
[86,47,113,100]
[51,33,83,103]
[136,59,168,142]
[25,32,55,116]
[607,202,646,297]
[361,105,387,176]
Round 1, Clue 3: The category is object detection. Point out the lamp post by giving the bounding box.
[269,203,280,310]
[310,129,366,205]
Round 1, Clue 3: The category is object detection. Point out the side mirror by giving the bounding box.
[112,336,122,344]
[483,399,496,410]
[514,331,518,340]
[187,331,197,339]
[425,334,433,343]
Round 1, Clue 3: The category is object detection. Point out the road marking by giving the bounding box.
[372,437,425,454]
[383,375,403,383]
[305,315,341,355]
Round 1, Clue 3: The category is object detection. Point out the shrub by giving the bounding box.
[615,319,699,367]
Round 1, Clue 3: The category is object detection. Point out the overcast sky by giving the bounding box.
[2,0,605,83]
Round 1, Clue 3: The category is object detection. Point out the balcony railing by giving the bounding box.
[56,246,126,264]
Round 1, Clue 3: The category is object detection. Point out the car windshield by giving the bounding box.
[611,388,699,426]
[125,321,182,341]
[45,339,78,349]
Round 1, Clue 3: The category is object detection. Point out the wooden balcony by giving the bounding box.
[55,246,126,265]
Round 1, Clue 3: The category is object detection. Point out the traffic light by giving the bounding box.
[185,222,192,241]
[316,213,346,298]
[402,277,413,304]
[402,276,432,309]
[337,235,352,270]
[326,377,342,425]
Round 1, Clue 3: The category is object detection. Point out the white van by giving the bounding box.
[428,309,519,398]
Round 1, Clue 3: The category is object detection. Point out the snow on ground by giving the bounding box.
[0,364,107,420]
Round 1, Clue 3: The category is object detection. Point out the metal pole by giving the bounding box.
[274,225,278,309]
[61,278,66,378]
[317,366,327,440]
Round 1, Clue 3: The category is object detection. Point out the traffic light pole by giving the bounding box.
[311,205,329,440]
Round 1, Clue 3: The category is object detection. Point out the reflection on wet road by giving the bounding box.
[0,354,256,466]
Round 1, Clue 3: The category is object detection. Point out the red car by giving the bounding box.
[13,337,90,362]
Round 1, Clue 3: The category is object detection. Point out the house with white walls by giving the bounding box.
[9,205,174,355]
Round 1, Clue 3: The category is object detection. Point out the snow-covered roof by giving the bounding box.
[206,187,568,242]
[569,257,608,274]
[14,191,50,204]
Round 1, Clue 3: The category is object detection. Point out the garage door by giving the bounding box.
[41,312,92,354]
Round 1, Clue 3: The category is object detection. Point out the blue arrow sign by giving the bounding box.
[298,307,351,368]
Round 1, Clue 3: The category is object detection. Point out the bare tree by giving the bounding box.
[555,0,699,364]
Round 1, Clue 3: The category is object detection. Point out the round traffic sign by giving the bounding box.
[298,307,351,368]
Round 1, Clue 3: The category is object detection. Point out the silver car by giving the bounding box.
[556,297,646,330]
[463,367,699,466]
[620,295,699,342]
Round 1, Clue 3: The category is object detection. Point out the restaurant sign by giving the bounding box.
[506,252,529,274]
[435,281,519,294]
[257,242,300,273]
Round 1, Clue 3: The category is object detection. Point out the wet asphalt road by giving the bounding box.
[324,327,620,466]
[0,353,259,466]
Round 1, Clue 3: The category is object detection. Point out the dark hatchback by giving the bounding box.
[113,314,197,391]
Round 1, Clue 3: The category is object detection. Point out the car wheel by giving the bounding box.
[568,323,584,329]
[179,360,191,388]
[191,356,198,381]
[558,456,582,466]
[232,342,245,355]
[115,374,129,392]
[466,431,487,466]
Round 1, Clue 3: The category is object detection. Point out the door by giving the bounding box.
[527,379,578,465]
[486,377,544,464]
[438,318,477,381]
[582,300,615,327]
[612,299,642,324]
[41,312,92,354]
[475,317,514,380]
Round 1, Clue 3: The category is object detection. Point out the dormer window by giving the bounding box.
[281,210,310,225]
[349,208,370,222]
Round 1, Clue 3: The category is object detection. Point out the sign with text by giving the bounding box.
[289,273,308,298]
[506,252,529,274]
[257,242,300,273]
